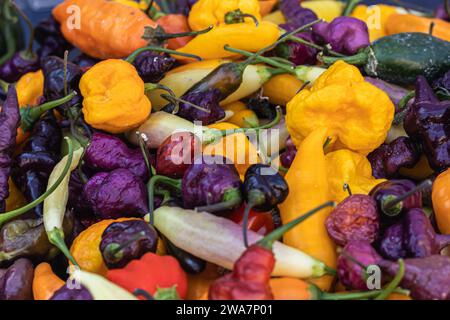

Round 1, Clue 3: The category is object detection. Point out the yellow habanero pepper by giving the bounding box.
[188,0,262,31]
[302,0,345,23]
[16,70,44,107]
[278,127,336,291]
[223,101,259,128]
[325,149,386,203]
[205,122,260,178]
[176,21,281,60]
[80,59,151,134]
[286,61,394,155]
[113,0,149,10]
[351,4,400,41]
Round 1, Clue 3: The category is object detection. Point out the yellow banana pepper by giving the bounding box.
[279,127,336,291]
[16,70,44,107]
[80,59,151,134]
[262,74,303,106]
[188,0,262,31]
[286,60,394,155]
[325,149,386,203]
[302,0,345,23]
[351,4,400,41]
[177,21,281,60]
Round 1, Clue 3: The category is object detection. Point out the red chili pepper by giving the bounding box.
[208,201,335,300]
[228,205,274,236]
[106,252,188,299]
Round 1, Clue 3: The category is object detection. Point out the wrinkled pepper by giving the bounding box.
[325,149,386,203]
[286,61,395,155]
[188,0,262,31]
[53,0,157,59]
[79,59,152,134]
[278,128,336,291]
[176,21,281,60]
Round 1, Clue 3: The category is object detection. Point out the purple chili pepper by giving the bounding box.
[0,52,40,83]
[34,16,72,61]
[280,136,297,169]
[377,208,450,260]
[404,76,450,171]
[50,283,93,300]
[337,241,382,290]
[85,132,150,181]
[182,155,242,212]
[279,0,318,29]
[83,169,148,219]
[313,17,370,55]
[379,255,450,300]
[0,86,20,213]
[132,51,176,83]
[163,88,225,125]
[367,137,421,179]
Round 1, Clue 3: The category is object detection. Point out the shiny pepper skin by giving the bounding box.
[83,169,148,219]
[286,61,395,154]
[209,245,274,300]
[16,70,44,107]
[0,52,40,84]
[188,0,262,31]
[85,132,149,181]
[132,51,175,83]
[80,59,152,134]
[404,76,450,172]
[325,195,379,247]
[100,220,158,269]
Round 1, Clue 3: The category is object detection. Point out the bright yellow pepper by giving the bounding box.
[278,127,336,291]
[177,21,281,60]
[262,73,303,106]
[204,122,260,178]
[325,149,386,203]
[302,0,345,23]
[223,101,259,128]
[113,0,149,10]
[351,4,400,41]
[80,59,151,134]
[188,0,262,31]
[16,70,44,107]
[286,61,394,155]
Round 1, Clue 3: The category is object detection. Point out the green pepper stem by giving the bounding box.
[382,179,432,212]
[157,25,213,40]
[375,259,405,300]
[10,0,35,55]
[217,106,283,137]
[342,0,362,16]
[147,175,182,225]
[398,91,415,111]
[0,21,16,65]
[195,188,242,213]
[242,190,266,248]
[125,46,202,63]
[135,131,154,179]
[145,83,180,113]
[20,91,77,132]
[0,137,75,227]
[321,49,368,66]
[48,228,79,267]
[257,201,336,250]
[287,36,345,57]
[106,231,147,257]
[160,93,211,114]
[224,9,259,27]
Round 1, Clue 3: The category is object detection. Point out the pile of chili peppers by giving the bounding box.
[0,0,449,301]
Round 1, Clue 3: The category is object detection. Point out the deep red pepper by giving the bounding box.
[228,205,274,236]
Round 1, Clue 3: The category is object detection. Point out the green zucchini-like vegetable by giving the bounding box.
[322,33,450,85]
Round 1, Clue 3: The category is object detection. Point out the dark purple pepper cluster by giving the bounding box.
[34,16,72,61]
[368,137,421,179]
[280,136,297,169]
[132,51,176,83]
[0,52,40,83]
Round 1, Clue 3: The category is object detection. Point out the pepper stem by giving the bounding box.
[343,183,353,196]
[398,91,415,111]
[135,131,154,179]
[160,93,211,114]
[134,289,154,300]
[10,0,35,55]
[287,35,345,57]
[147,175,182,225]
[195,188,242,213]
[224,9,259,26]
[242,190,267,248]
[374,259,405,300]
[0,19,16,65]
[382,179,432,214]
[125,46,202,63]
[20,91,78,132]
[257,201,336,250]
[342,0,362,16]
[105,231,147,258]
[0,137,75,227]
[48,228,79,267]
[321,50,368,66]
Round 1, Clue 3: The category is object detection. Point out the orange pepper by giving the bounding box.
[32,263,65,300]
[262,74,303,106]
[157,14,194,50]
[187,264,221,300]
[385,14,450,42]
[70,218,137,276]
[432,168,450,234]
[53,0,157,59]
[16,70,44,107]
[259,0,277,16]
[270,278,312,300]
